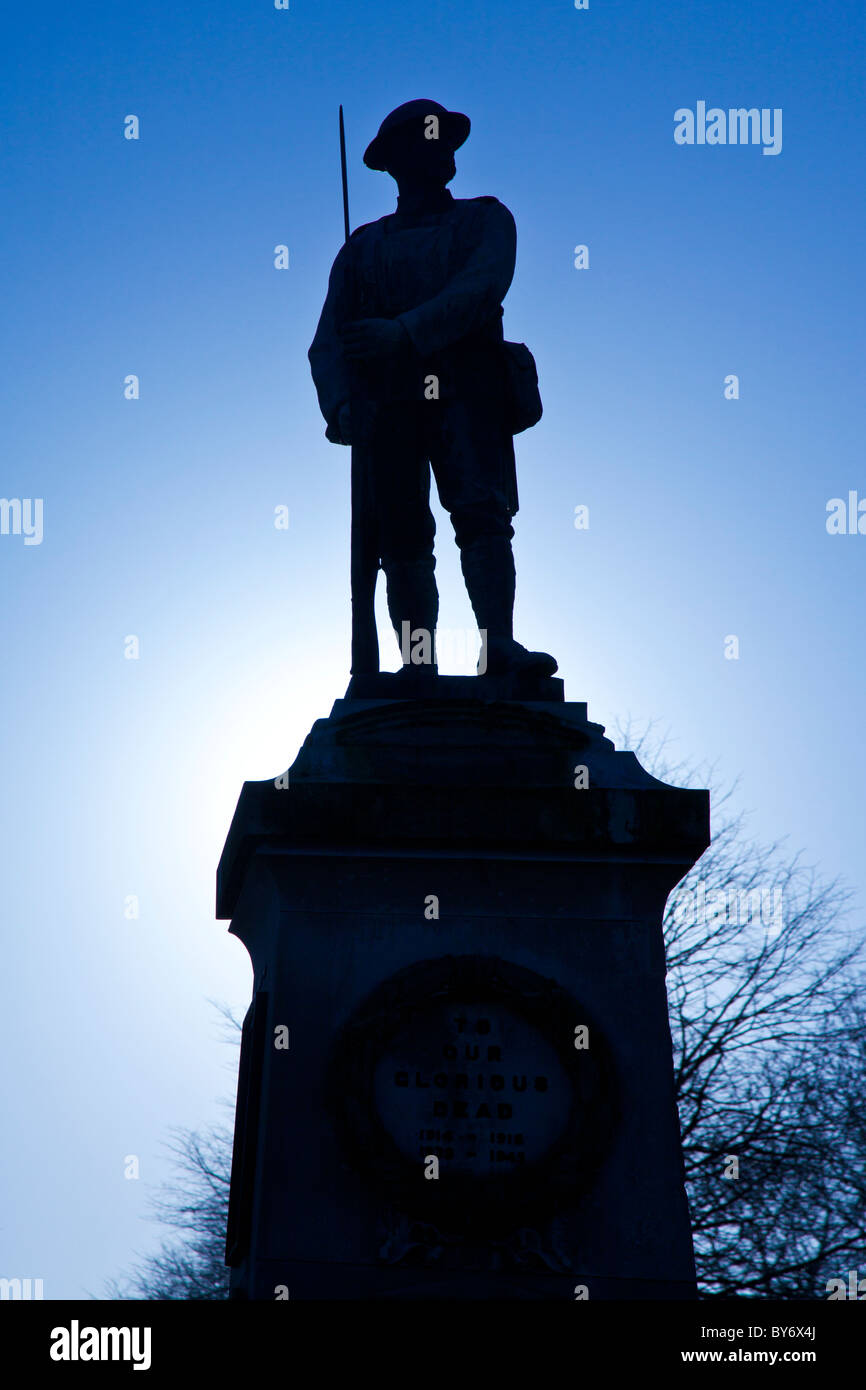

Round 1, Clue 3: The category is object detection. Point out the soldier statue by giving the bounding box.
[308,98,558,683]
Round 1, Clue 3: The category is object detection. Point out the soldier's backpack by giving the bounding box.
[502,341,543,434]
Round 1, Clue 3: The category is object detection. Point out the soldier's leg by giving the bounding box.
[430,400,557,678]
[368,402,439,670]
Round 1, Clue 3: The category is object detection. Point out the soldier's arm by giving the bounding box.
[395,199,517,357]
[308,243,353,440]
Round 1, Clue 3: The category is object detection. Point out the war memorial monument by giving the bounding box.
[217,100,710,1300]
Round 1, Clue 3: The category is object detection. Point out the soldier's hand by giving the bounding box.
[325,403,352,445]
[340,318,409,361]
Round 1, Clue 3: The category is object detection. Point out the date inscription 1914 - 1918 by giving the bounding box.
[375,1008,569,1178]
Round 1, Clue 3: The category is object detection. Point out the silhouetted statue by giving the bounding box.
[309,98,558,682]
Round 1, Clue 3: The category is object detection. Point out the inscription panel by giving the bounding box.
[374,1004,571,1176]
[328,954,618,1226]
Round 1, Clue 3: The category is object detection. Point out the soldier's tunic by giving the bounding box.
[308,189,519,572]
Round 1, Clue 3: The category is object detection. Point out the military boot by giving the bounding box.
[460,536,558,678]
[384,557,440,684]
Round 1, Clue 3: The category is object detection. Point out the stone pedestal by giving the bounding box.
[217,680,709,1300]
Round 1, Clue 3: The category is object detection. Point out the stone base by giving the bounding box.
[346,671,565,703]
[218,691,709,1300]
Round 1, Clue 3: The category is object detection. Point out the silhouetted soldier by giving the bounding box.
[309,99,557,680]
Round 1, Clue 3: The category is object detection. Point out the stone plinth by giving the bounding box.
[217,682,709,1300]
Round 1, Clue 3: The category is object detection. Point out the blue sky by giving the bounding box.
[1,0,864,1298]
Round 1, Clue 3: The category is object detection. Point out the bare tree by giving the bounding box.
[106,1004,241,1301]
[110,731,866,1299]
[106,1126,233,1301]
[620,720,865,1298]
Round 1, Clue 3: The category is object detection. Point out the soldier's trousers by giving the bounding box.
[352,397,518,654]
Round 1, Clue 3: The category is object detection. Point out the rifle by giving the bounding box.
[341,105,380,677]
